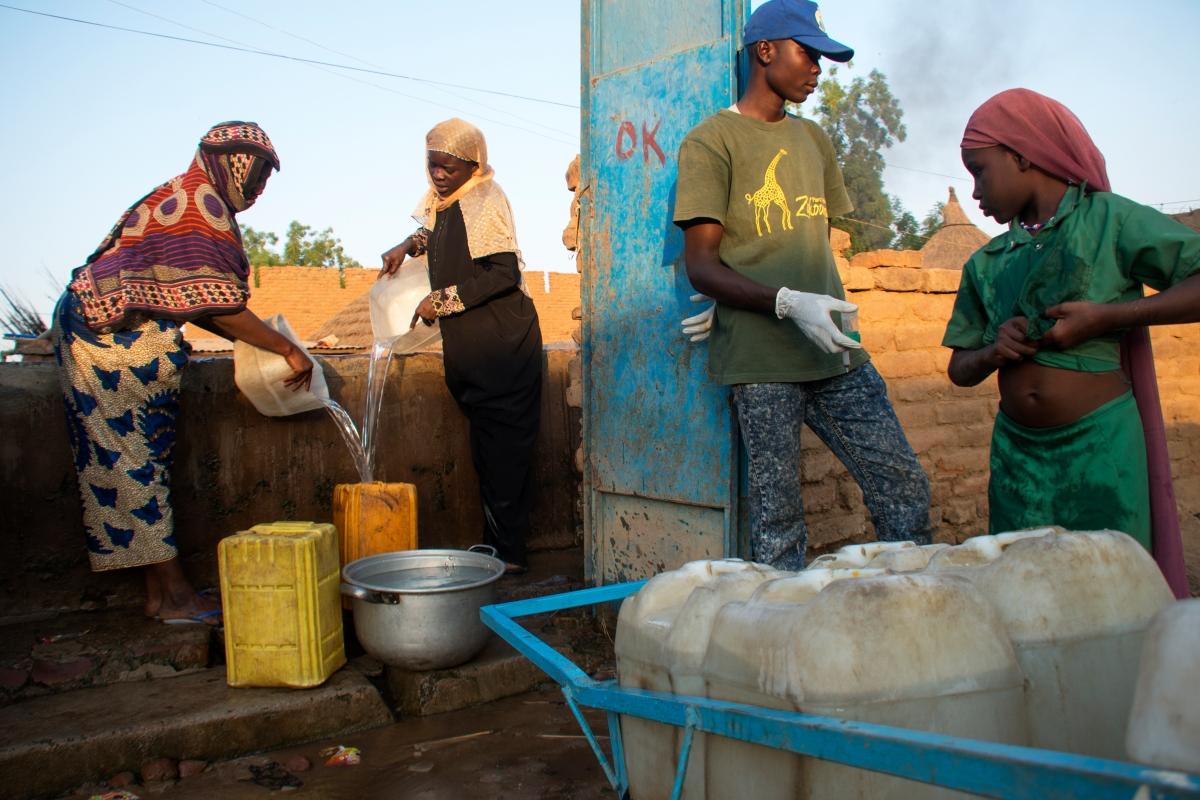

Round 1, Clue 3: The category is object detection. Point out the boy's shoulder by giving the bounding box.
[683,109,826,142]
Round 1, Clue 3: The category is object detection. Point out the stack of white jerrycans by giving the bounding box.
[368,254,442,352]
[233,314,329,416]
[615,528,1198,799]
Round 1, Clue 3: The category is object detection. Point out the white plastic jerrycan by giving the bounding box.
[1126,598,1200,772]
[368,254,441,352]
[806,539,916,569]
[661,567,784,800]
[233,314,329,417]
[929,529,1174,760]
[703,572,1026,800]
[865,542,950,572]
[615,559,778,800]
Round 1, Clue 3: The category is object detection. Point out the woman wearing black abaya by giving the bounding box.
[381,118,542,574]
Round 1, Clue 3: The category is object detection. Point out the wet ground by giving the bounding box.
[59,686,616,800]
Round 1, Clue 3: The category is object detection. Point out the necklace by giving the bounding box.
[1019,220,1045,234]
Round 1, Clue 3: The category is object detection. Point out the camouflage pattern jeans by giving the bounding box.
[732,362,931,570]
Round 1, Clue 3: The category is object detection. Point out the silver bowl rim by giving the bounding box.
[341,548,505,595]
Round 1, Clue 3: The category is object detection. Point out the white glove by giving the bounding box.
[775,288,862,354]
[680,293,715,342]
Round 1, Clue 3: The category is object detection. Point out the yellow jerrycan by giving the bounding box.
[219,521,346,688]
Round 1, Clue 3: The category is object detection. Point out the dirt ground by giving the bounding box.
[59,687,616,800]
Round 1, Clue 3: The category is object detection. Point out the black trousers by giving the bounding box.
[461,378,541,567]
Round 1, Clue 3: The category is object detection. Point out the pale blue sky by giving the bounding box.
[3,1,1199,324]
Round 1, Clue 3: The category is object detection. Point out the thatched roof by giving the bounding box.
[310,290,443,353]
[920,187,991,270]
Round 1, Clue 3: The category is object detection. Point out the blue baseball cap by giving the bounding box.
[743,0,854,62]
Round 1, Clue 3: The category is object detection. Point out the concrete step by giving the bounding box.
[386,621,612,718]
[0,608,214,705]
[384,555,615,717]
[0,662,393,799]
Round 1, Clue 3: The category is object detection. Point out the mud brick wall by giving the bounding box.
[245,266,380,339]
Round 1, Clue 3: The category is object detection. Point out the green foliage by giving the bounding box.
[241,225,282,268]
[893,200,945,251]
[810,67,906,254]
[241,222,362,270]
[791,67,940,254]
[282,221,363,269]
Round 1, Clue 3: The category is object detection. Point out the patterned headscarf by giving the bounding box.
[199,120,281,212]
[413,118,521,262]
[68,121,281,332]
[961,88,1110,193]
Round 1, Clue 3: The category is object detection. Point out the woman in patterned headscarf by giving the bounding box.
[54,121,312,623]
[381,118,542,574]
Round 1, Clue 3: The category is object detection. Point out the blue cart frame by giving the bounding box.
[481,581,1200,800]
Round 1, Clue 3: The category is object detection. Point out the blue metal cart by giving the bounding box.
[481,581,1200,800]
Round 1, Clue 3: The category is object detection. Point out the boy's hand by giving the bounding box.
[681,293,715,342]
[775,288,862,354]
[1041,301,1112,350]
[989,316,1038,365]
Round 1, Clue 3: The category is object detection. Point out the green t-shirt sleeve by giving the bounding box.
[942,256,990,350]
[673,135,730,226]
[1117,203,1200,290]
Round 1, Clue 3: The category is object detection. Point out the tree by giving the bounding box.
[893,200,945,251]
[241,222,363,270]
[241,226,283,267]
[809,67,907,254]
[282,222,362,270]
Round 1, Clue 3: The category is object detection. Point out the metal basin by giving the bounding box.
[341,546,504,671]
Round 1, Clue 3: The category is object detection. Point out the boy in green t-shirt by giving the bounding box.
[674,0,930,569]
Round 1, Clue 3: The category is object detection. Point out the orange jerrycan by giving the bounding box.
[219,521,346,688]
[333,481,418,564]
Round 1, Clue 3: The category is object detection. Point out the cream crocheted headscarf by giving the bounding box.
[413,118,523,265]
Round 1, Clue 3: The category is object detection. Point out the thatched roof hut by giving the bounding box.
[310,292,443,353]
[920,187,991,270]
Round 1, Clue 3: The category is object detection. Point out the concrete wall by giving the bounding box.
[0,348,582,619]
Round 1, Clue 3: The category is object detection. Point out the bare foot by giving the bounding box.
[144,568,163,619]
[157,592,221,625]
[144,558,220,623]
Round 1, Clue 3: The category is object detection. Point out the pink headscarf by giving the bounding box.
[961,88,1111,192]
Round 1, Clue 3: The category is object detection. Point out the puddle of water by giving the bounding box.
[76,688,613,800]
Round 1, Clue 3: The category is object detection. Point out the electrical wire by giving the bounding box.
[0,3,579,110]
[191,0,579,140]
[7,3,1194,214]
[884,162,969,182]
[17,0,577,147]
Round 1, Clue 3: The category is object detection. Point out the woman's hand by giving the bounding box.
[282,344,315,391]
[409,296,437,329]
[1041,301,1114,350]
[380,238,413,278]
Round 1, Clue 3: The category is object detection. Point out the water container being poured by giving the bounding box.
[369,254,442,353]
[233,314,329,417]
